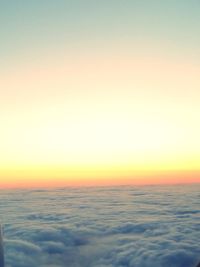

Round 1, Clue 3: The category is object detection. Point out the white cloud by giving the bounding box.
[0,185,200,267]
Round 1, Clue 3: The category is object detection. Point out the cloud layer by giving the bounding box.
[0,184,200,267]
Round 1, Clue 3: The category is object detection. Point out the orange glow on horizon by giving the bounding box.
[1,166,200,189]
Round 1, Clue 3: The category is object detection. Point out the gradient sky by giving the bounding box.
[1,0,200,187]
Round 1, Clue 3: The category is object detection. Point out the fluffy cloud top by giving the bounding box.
[0,184,200,267]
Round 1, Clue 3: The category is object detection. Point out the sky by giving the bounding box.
[0,0,200,187]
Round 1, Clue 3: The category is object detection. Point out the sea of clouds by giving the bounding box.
[0,184,199,267]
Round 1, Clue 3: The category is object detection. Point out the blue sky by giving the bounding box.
[1,0,199,61]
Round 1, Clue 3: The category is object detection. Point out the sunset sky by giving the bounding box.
[0,1,200,187]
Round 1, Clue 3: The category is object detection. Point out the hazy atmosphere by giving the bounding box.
[1,1,200,267]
